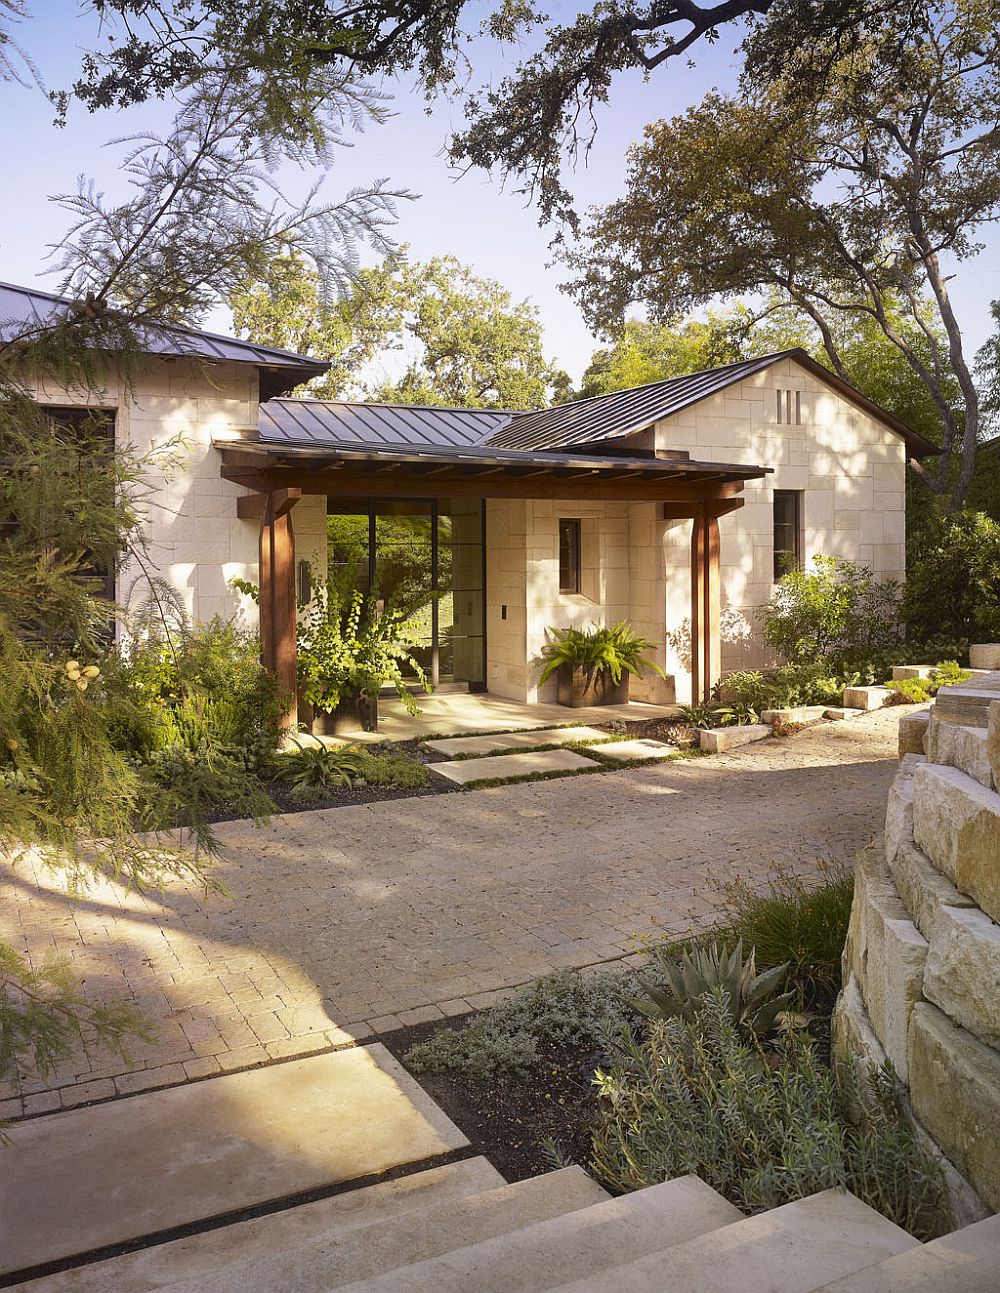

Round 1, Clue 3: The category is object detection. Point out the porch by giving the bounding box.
[217,436,770,725]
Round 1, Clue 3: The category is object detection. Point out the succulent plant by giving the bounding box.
[630,938,796,1039]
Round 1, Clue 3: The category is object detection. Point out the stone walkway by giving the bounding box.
[0,707,909,1117]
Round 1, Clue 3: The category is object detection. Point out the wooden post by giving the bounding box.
[690,506,722,704]
[257,489,301,729]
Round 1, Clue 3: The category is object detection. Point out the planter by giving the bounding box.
[556,664,629,708]
[312,693,379,736]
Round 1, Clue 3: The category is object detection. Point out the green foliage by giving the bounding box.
[277,740,370,794]
[886,664,971,706]
[675,703,719,731]
[631,940,795,1039]
[537,622,665,687]
[234,249,569,408]
[719,670,771,710]
[759,557,902,675]
[354,749,429,790]
[902,511,1000,650]
[717,866,856,1005]
[297,571,431,716]
[590,992,949,1240]
[405,968,636,1081]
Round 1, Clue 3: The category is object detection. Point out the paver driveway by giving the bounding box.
[0,707,908,1116]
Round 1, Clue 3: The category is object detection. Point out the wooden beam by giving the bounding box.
[258,490,300,728]
[662,497,745,522]
[690,505,722,704]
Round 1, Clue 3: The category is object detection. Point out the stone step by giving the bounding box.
[425,728,608,757]
[334,1174,741,1293]
[545,1189,918,1293]
[10,1158,505,1293]
[0,1045,468,1278]
[588,737,676,761]
[932,673,1000,727]
[814,1212,1000,1291]
[843,686,891,712]
[925,714,994,788]
[93,1166,608,1293]
[699,723,771,752]
[426,748,599,784]
[761,705,830,725]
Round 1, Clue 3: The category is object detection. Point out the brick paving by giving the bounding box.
[0,708,908,1116]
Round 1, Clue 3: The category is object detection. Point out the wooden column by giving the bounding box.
[690,505,722,704]
[256,488,301,728]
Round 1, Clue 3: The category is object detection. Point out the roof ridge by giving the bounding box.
[271,396,516,415]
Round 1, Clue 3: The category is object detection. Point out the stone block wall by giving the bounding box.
[834,692,1000,1222]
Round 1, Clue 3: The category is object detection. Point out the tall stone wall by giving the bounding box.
[834,683,1000,1223]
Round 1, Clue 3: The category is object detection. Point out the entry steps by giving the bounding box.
[11,1159,998,1293]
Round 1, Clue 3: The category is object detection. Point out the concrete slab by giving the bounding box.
[699,724,771,753]
[589,738,676,762]
[11,1159,505,1293]
[427,748,598,785]
[0,1045,467,1277]
[424,727,607,758]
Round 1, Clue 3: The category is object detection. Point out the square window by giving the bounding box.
[773,490,802,580]
[558,518,582,594]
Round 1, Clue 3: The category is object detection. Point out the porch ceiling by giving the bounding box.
[217,438,770,504]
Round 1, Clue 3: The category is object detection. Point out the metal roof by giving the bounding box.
[0,281,328,398]
[260,397,511,450]
[485,348,939,459]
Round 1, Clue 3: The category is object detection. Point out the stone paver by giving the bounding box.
[426,747,598,784]
[0,1044,467,1275]
[0,707,909,1114]
[424,727,607,757]
[590,738,676,762]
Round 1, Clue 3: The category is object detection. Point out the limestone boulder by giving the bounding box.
[908,1002,1000,1212]
[832,974,887,1075]
[925,715,993,789]
[888,836,976,943]
[912,763,1000,923]
[885,754,924,862]
[892,665,935,681]
[969,643,1000,670]
[843,685,891,712]
[988,699,1000,794]
[924,904,1000,1049]
[897,711,929,759]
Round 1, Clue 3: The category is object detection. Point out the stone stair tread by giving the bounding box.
[813,1213,1000,1291]
[145,1166,609,1293]
[10,1158,506,1293]
[544,1189,918,1293]
[425,728,608,757]
[427,748,598,784]
[0,1045,468,1278]
[332,1173,742,1293]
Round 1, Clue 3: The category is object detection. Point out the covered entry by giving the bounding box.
[220,439,768,725]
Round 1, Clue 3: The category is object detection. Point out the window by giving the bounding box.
[558,518,582,594]
[773,490,803,579]
[775,389,802,425]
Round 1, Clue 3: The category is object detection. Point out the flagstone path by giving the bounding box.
[0,706,913,1118]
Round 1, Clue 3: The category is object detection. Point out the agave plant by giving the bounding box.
[630,939,796,1039]
[538,621,665,686]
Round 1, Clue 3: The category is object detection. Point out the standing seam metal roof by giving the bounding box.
[259,397,512,449]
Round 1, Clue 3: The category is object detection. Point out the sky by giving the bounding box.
[1,1,998,386]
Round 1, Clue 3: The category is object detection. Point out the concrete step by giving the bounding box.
[544,1189,918,1293]
[0,1045,467,1278]
[334,1173,742,1293]
[148,1166,608,1293]
[11,1158,505,1293]
[814,1212,1000,1291]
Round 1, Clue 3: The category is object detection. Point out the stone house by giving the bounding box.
[3,280,937,716]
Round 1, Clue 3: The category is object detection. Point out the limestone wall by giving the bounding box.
[834,689,1000,1222]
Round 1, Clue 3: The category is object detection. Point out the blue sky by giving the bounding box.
[2,1,997,385]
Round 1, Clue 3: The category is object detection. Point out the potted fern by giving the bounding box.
[537,621,665,707]
[297,575,431,735]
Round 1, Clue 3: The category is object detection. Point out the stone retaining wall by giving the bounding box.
[833,682,1000,1224]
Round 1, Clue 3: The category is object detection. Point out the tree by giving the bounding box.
[578,316,748,399]
[233,251,569,408]
[567,2,1000,506]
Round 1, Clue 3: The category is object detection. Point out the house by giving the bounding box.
[2,281,938,717]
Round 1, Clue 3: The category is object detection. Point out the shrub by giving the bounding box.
[631,939,795,1038]
[277,740,370,793]
[590,992,949,1240]
[885,662,972,707]
[538,621,665,687]
[903,510,1000,650]
[718,670,771,710]
[405,968,636,1080]
[759,556,902,674]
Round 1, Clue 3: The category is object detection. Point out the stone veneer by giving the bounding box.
[833,682,1000,1223]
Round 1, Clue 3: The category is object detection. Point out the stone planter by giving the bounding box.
[556,664,629,708]
[312,693,379,736]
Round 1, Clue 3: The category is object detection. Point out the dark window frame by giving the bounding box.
[558,517,582,595]
[773,489,803,580]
